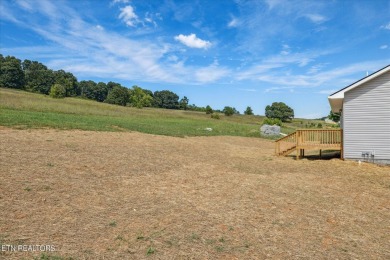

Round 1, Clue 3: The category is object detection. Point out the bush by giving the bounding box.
[211,113,220,119]
[49,84,66,98]
[317,123,323,128]
[263,118,282,126]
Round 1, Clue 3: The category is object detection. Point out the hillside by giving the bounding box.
[0,88,335,137]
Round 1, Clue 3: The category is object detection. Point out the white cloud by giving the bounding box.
[194,60,230,83]
[96,25,104,30]
[112,0,130,4]
[280,44,290,55]
[380,22,390,30]
[264,0,283,10]
[174,34,212,49]
[236,63,284,81]
[380,45,388,49]
[264,85,295,93]
[15,0,33,11]
[238,88,257,92]
[228,17,239,28]
[304,14,327,23]
[119,5,139,27]
[307,63,328,74]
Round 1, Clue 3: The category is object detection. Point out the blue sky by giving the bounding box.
[1,0,389,118]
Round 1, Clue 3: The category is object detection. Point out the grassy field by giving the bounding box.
[1,128,389,259]
[0,88,333,137]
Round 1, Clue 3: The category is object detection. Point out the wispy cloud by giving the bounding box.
[307,63,328,74]
[264,85,295,93]
[228,17,239,28]
[380,45,388,49]
[380,22,390,30]
[15,0,34,11]
[238,88,257,92]
[280,44,290,55]
[304,13,327,24]
[1,0,388,94]
[174,34,212,49]
[194,60,230,83]
[264,0,283,10]
[112,0,130,4]
[119,5,139,27]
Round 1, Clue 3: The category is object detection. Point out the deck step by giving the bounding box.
[279,145,296,156]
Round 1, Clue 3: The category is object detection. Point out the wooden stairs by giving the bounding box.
[279,145,297,156]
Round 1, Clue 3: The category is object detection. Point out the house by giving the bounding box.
[328,64,390,164]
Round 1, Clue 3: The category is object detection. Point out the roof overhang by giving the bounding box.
[328,98,343,113]
[328,64,390,113]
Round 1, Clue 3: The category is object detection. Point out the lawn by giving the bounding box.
[0,87,333,137]
[0,128,389,259]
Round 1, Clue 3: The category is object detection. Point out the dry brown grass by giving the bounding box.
[0,128,389,259]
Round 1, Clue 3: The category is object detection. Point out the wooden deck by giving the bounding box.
[275,129,342,159]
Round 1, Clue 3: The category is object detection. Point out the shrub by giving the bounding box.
[262,118,282,126]
[211,113,220,119]
[49,84,66,98]
[317,123,323,128]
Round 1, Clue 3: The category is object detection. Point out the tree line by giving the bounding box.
[0,54,211,111]
[1,54,298,119]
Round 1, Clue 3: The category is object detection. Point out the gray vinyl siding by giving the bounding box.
[343,71,390,162]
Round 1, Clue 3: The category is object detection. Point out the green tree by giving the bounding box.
[129,86,153,108]
[179,96,189,110]
[105,85,129,106]
[153,90,179,109]
[106,81,122,94]
[95,82,109,102]
[53,70,79,97]
[244,106,254,115]
[328,110,341,123]
[79,80,97,99]
[49,84,66,98]
[0,55,25,89]
[205,105,213,114]
[223,106,235,116]
[23,60,55,94]
[265,102,294,122]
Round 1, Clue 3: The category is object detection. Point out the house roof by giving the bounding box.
[328,64,390,112]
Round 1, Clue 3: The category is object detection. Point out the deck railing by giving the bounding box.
[275,132,297,156]
[275,129,342,157]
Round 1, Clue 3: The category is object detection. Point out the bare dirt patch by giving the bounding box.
[1,128,389,259]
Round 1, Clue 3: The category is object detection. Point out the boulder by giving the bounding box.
[260,124,280,136]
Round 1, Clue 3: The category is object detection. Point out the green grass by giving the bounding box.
[0,88,336,137]
[109,221,117,227]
